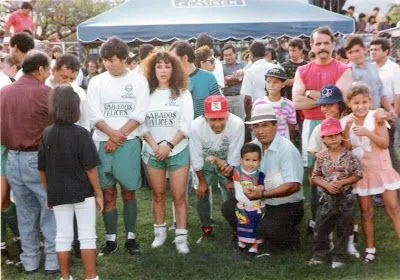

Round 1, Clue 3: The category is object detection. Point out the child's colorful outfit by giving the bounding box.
[232,166,265,244]
[347,110,400,196]
[312,149,362,263]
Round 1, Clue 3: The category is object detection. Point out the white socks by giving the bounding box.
[151,223,167,248]
[174,229,189,254]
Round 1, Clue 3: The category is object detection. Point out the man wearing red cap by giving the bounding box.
[189,95,244,239]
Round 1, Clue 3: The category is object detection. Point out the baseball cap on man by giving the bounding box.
[320,118,343,137]
[244,101,278,125]
[204,95,229,119]
[317,85,343,105]
[265,67,287,81]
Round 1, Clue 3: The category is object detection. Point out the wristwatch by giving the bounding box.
[306,91,315,100]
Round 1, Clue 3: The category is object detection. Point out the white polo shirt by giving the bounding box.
[374,59,400,105]
[240,58,281,102]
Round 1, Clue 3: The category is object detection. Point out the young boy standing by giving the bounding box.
[253,68,296,140]
[308,118,362,269]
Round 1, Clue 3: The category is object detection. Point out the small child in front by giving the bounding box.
[38,86,103,280]
[308,118,362,269]
[208,143,265,256]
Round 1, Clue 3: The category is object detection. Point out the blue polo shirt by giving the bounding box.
[253,134,304,206]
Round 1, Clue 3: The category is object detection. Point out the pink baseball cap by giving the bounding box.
[320,118,343,137]
[204,95,229,119]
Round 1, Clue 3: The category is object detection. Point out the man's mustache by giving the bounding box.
[317,50,330,55]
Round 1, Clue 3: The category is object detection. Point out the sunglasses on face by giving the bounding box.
[206,58,216,64]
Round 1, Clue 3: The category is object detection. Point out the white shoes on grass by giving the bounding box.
[151,224,189,254]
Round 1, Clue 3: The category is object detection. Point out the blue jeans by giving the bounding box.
[6,151,58,271]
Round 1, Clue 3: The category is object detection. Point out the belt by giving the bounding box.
[223,93,240,97]
[10,147,38,152]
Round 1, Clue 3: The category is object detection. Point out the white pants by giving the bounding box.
[53,197,97,252]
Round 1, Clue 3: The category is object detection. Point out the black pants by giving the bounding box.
[222,198,304,251]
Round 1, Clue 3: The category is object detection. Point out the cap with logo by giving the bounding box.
[320,118,343,137]
[204,95,229,119]
[244,101,278,124]
[265,67,287,81]
[317,84,343,105]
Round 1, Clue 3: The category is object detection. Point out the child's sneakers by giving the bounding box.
[237,241,246,249]
[173,229,189,255]
[362,248,376,264]
[151,223,167,248]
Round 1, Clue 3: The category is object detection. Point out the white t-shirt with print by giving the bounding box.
[189,113,244,171]
[140,88,194,158]
[86,70,150,142]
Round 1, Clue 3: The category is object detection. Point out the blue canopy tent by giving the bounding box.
[77,0,355,43]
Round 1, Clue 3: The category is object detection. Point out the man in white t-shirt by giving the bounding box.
[240,41,281,104]
[189,95,244,238]
[370,38,400,171]
[46,54,89,131]
[86,37,149,257]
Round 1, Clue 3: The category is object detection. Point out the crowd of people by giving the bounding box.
[1,2,400,280]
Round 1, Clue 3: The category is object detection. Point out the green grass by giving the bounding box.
[1,185,400,280]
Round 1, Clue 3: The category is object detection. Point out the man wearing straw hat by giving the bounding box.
[222,102,304,253]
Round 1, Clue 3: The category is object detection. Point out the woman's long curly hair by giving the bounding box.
[143,51,187,97]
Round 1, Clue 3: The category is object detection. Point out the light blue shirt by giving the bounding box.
[351,62,384,109]
[253,134,304,206]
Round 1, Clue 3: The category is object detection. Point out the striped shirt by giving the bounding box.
[253,97,296,139]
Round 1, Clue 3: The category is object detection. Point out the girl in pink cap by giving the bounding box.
[308,118,362,269]
[343,83,400,264]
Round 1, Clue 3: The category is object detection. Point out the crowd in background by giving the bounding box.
[0,2,400,280]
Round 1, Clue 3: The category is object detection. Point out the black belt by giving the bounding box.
[223,93,240,97]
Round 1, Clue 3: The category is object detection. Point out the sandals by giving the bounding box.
[362,248,376,264]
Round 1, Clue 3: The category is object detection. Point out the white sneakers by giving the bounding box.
[151,224,189,254]
[173,229,189,255]
[151,223,167,248]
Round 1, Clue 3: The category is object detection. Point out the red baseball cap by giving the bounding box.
[204,95,229,119]
[320,118,343,137]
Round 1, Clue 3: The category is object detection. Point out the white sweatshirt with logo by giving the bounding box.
[86,70,149,141]
[189,113,244,171]
[141,88,194,157]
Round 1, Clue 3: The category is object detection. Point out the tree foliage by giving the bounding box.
[0,0,123,40]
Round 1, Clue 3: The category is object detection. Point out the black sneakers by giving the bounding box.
[98,241,118,256]
[125,239,141,256]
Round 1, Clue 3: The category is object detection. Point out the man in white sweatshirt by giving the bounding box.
[86,37,149,257]
[189,95,244,238]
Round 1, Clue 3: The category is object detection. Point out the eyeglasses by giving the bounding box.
[206,58,216,64]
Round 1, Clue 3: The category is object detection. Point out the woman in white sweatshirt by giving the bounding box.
[141,52,194,254]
